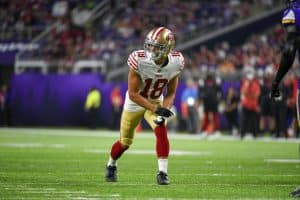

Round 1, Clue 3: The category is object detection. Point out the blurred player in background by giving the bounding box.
[270,0,300,197]
[105,27,184,185]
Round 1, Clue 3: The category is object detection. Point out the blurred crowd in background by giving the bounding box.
[0,0,284,76]
[179,68,299,139]
[0,0,299,138]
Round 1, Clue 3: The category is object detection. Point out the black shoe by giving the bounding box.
[105,165,117,182]
[156,171,169,185]
[290,187,300,197]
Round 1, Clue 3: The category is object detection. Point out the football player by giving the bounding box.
[270,0,300,197]
[105,27,184,185]
[271,0,300,101]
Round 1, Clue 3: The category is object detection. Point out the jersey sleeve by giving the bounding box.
[178,52,185,71]
[170,51,185,79]
[127,51,139,72]
[282,9,296,25]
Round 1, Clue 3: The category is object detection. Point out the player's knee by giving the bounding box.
[120,138,133,147]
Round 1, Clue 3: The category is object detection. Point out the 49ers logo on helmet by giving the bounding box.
[166,33,174,42]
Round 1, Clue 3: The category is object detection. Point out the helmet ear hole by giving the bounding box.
[166,33,175,43]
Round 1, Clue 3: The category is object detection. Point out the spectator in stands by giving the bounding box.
[71,3,92,29]
[180,79,199,134]
[240,67,261,138]
[3,0,282,73]
[110,85,123,130]
[52,1,68,18]
[84,86,101,129]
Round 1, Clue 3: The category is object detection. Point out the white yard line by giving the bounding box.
[0,143,66,148]
[0,143,44,148]
[21,191,86,194]
[96,183,297,187]
[84,149,211,156]
[264,159,300,163]
[70,198,102,200]
[179,173,300,177]
[1,128,299,143]
[1,181,297,187]
[0,143,210,156]
[2,185,103,200]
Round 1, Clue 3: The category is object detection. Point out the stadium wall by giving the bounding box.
[9,74,239,128]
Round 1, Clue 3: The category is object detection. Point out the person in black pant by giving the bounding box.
[224,86,239,136]
[259,67,276,137]
[198,73,222,135]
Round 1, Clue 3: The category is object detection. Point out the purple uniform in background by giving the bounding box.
[282,2,300,126]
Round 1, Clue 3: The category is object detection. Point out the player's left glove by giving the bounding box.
[154,106,174,118]
[270,81,282,102]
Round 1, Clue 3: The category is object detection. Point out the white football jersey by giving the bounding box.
[124,49,184,111]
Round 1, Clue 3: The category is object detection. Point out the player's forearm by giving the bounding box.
[274,29,297,84]
[163,93,175,109]
[128,92,157,112]
[274,54,295,84]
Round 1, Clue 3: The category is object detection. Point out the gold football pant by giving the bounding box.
[120,109,159,146]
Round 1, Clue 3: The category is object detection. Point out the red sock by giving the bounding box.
[110,140,128,160]
[154,125,169,158]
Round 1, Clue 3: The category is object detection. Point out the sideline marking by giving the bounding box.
[84,149,211,156]
[0,143,66,148]
[264,159,300,163]
[191,173,300,177]
[1,128,299,143]
[0,143,210,156]
[2,182,296,187]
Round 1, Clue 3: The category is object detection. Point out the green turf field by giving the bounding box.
[0,128,299,199]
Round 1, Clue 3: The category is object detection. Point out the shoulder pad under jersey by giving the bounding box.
[127,50,146,72]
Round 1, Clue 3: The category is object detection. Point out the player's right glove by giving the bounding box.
[270,81,282,102]
[154,106,174,118]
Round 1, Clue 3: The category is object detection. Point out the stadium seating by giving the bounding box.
[3,0,281,74]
